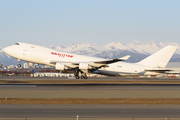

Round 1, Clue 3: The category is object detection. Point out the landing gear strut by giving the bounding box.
[75,76,80,79]
[17,64,21,68]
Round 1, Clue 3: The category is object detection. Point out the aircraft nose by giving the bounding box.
[3,47,8,53]
[3,46,13,55]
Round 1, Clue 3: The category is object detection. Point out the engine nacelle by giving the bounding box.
[55,62,68,70]
[79,63,93,71]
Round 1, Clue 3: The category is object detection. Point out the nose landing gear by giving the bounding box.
[17,59,21,68]
[17,64,21,68]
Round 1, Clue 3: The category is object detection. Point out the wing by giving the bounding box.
[49,55,131,70]
[50,55,130,65]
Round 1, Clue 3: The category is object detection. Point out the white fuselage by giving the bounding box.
[3,43,166,76]
[97,62,158,76]
[4,43,105,65]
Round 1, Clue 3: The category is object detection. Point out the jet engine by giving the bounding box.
[55,62,68,70]
[79,63,93,73]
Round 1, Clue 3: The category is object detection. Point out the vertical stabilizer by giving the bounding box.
[137,45,177,68]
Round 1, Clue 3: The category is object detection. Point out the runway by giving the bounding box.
[1,84,180,98]
[1,75,180,81]
[1,84,180,90]
[0,104,180,118]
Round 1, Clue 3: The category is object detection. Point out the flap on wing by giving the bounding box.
[94,55,130,64]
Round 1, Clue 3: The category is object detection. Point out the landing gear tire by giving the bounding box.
[75,76,79,79]
[74,73,78,76]
[74,72,79,79]
[84,75,88,79]
[81,74,88,79]
[74,69,88,80]
[17,64,21,68]
[81,75,84,79]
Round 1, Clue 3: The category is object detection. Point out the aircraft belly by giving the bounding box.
[98,70,141,76]
[97,70,120,76]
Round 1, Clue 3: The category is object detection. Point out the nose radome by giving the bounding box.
[2,46,13,55]
[2,47,8,53]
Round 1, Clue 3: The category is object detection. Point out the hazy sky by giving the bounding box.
[1,0,180,47]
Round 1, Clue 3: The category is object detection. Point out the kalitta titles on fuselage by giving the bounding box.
[51,52,74,58]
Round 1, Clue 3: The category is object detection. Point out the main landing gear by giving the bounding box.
[74,70,88,79]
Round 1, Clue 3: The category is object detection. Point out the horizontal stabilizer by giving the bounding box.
[145,69,172,73]
[95,55,131,64]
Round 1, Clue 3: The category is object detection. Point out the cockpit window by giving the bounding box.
[15,43,19,45]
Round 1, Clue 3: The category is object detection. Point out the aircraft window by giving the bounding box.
[15,43,19,45]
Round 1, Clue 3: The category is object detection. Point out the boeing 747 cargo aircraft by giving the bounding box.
[3,42,177,79]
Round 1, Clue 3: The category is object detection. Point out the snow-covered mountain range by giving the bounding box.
[1,40,180,66]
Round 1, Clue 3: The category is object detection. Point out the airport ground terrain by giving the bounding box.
[1,76,180,84]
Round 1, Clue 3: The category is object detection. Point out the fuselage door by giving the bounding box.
[23,49,27,55]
